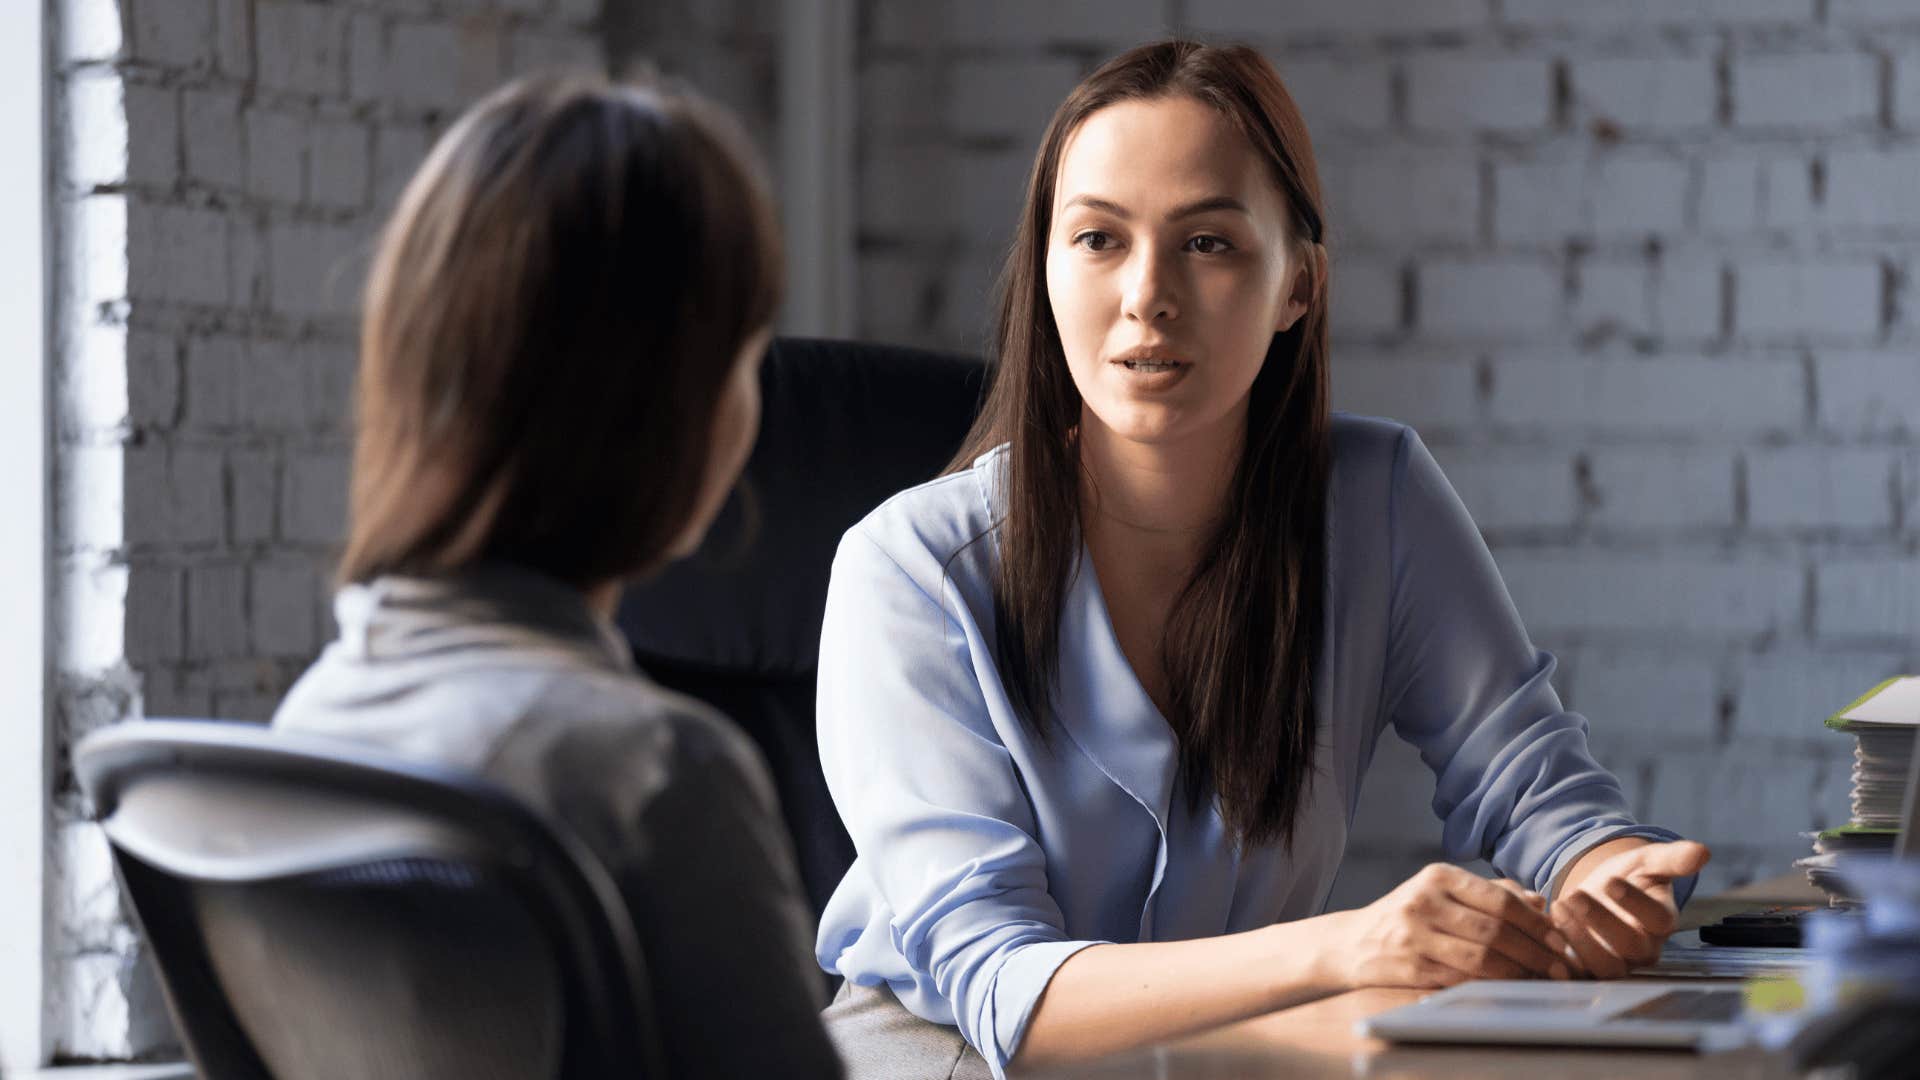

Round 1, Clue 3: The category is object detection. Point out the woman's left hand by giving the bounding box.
[1551,840,1711,978]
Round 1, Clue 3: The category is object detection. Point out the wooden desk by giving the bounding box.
[1027,873,1819,1079]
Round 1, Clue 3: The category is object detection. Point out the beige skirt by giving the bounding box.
[822,980,995,1080]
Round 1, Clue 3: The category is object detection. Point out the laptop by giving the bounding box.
[1359,733,1920,1050]
[1357,980,1749,1050]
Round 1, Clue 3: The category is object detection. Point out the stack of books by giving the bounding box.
[1798,676,1920,903]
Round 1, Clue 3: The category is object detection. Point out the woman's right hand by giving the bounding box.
[1319,863,1579,989]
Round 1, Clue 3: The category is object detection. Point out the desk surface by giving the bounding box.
[1029,872,1821,1079]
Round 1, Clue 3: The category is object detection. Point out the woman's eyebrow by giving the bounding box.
[1059,194,1251,220]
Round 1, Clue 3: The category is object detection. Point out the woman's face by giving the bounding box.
[667,325,770,559]
[1046,95,1310,448]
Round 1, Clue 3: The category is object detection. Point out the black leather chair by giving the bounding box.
[74,720,663,1080]
[617,337,988,916]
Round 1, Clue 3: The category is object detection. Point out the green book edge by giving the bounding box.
[1824,675,1909,731]
[1818,826,1900,840]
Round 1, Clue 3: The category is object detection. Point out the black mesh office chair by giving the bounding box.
[618,337,989,916]
[74,720,663,1080]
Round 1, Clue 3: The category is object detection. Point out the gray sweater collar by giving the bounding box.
[333,563,635,674]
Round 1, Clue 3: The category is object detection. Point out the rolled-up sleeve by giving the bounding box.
[1378,428,1695,907]
[817,526,1104,1076]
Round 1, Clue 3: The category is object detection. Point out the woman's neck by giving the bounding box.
[583,580,622,620]
[1077,406,1244,578]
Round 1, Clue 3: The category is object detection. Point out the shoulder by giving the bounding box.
[834,443,1004,595]
[1324,413,1430,577]
[1330,411,1416,483]
[498,666,776,802]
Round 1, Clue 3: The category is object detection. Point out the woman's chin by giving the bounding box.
[1084,404,1197,448]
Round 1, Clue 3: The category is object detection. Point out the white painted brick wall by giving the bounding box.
[1406,55,1553,134]
[1746,448,1900,530]
[1189,0,1483,37]
[1816,560,1920,639]
[1487,357,1805,434]
[1569,57,1716,133]
[872,0,1168,49]
[1735,259,1883,341]
[1502,557,1803,637]
[1732,53,1879,130]
[1274,57,1391,134]
[1573,260,1652,337]
[1330,150,1479,247]
[1652,258,1724,340]
[1332,354,1480,430]
[1585,448,1738,531]
[1327,257,1402,339]
[254,1,349,98]
[1500,0,1817,30]
[1897,50,1920,129]
[1823,149,1920,229]
[1591,157,1689,237]
[1818,350,1920,436]
[1419,257,1560,337]
[1567,652,1721,754]
[947,57,1080,145]
[47,0,605,1060]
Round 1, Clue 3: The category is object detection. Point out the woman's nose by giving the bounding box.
[1121,248,1179,324]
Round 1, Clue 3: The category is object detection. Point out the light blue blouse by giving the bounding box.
[814,414,1689,1078]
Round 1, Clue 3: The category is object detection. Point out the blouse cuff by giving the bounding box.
[1544,825,1697,909]
[982,938,1109,1079]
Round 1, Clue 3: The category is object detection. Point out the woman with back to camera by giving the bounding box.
[813,40,1710,1078]
[271,74,841,1078]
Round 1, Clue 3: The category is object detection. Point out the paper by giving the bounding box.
[1631,930,1811,979]
[1833,676,1920,727]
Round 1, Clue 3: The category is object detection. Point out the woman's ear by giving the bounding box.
[1273,242,1326,334]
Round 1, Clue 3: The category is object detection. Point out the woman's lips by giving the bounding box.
[1110,357,1191,389]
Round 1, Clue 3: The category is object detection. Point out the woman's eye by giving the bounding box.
[1074,230,1115,252]
[1187,234,1232,254]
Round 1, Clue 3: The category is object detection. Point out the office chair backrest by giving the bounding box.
[618,337,988,915]
[75,720,663,1080]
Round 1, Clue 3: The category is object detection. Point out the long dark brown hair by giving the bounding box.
[947,41,1331,851]
[340,74,782,589]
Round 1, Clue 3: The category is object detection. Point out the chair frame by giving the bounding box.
[75,720,664,1079]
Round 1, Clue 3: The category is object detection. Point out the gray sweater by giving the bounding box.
[272,563,842,1078]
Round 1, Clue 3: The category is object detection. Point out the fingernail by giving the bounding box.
[1550,961,1569,980]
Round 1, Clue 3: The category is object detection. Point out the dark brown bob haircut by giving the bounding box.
[339,73,782,589]
[947,40,1331,852]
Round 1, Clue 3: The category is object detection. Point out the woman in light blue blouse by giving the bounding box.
[815,41,1710,1079]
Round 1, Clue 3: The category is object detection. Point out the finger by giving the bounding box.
[1599,877,1677,938]
[1623,840,1711,883]
[1553,905,1630,979]
[1493,877,1548,911]
[1408,958,1472,989]
[1492,879,1585,971]
[1560,891,1651,973]
[1434,901,1568,979]
[1443,870,1569,957]
[1422,927,1534,981]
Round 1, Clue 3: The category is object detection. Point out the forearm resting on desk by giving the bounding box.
[1012,918,1341,1068]
[1014,863,1578,1067]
